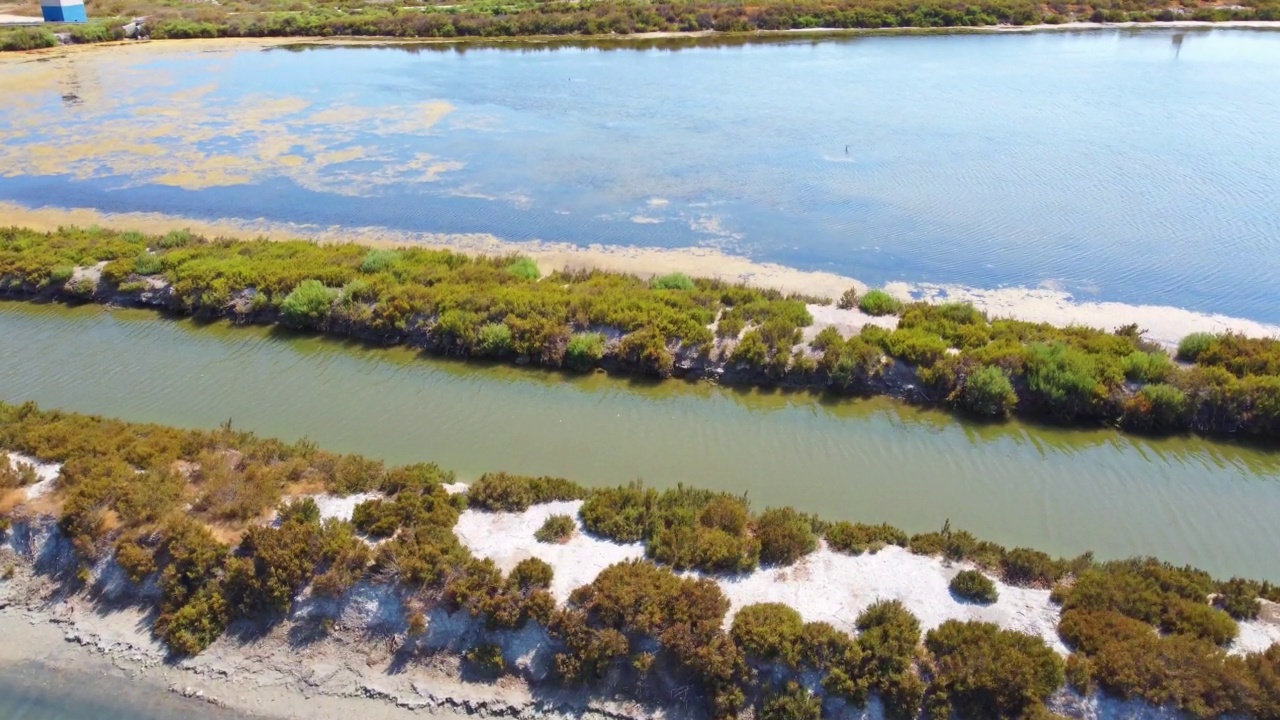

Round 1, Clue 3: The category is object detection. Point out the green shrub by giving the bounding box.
[134,253,164,276]
[465,643,506,675]
[535,514,576,543]
[836,287,860,310]
[0,27,58,51]
[49,266,74,285]
[1122,383,1190,432]
[1216,578,1261,620]
[1122,350,1174,383]
[859,289,903,316]
[1024,343,1109,420]
[564,332,606,371]
[1160,598,1238,646]
[1000,547,1067,587]
[115,537,157,583]
[716,312,746,339]
[1064,653,1094,693]
[856,599,921,676]
[509,557,554,590]
[506,257,540,280]
[578,481,656,542]
[761,681,821,720]
[755,507,817,566]
[731,602,804,665]
[476,322,514,357]
[466,472,585,512]
[925,620,1064,719]
[358,249,400,274]
[883,327,949,366]
[156,230,192,249]
[652,272,695,291]
[824,521,907,555]
[960,365,1017,417]
[949,569,998,604]
[280,280,337,328]
[1177,332,1215,362]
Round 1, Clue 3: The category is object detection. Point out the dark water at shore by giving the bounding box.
[0,661,243,720]
[2,301,1279,580]
[1,30,1279,320]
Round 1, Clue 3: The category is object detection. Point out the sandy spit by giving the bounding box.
[4,202,1280,349]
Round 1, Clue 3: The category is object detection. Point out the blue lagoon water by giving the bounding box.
[1,30,1278,318]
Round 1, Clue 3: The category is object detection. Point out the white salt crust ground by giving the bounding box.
[11,466,1280,655]
[1,451,62,501]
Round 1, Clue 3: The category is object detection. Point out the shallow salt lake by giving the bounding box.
[1,30,1279,320]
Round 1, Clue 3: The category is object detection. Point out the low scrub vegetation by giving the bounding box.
[948,569,998,604]
[2,401,1280,718]
[5,225,1280,440]
[534,514,576,543]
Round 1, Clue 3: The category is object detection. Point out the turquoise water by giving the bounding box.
[2,30,1279,319]
[2,302,1279,581]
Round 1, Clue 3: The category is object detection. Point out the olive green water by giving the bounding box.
[2,301,1278,580]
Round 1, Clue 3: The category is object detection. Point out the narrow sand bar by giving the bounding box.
[3,201,1278,349]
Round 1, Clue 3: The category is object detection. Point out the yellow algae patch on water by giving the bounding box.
[313,147,369,166]
[0,45,467,195]
[419,100,455,129]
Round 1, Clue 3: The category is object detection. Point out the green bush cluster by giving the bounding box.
[823,521,907,555]
[731,602,805,665]
[1054,559,1239,646]
[948,569,998,604]
[8,225,1280,438]
[5,400,1280,717]
[580,484,763,573]
[924,620,1064,719]
[1,226,808,372]
[564,332,606,371]
[551,560,745,716]
[534,514,576,543]
[859,289,902,316]
[0,454,38,489]
[465,472,586,512]
[1059,609,1280,718]
[810,326,887,391]
[958,365,1017,417]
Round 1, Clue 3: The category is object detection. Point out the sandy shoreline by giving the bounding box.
[3,201,1278,350]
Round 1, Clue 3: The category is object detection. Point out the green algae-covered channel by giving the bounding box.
[3,302,1279,580]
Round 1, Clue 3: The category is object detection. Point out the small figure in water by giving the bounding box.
[845,145,849,154]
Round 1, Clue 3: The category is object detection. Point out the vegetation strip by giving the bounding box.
[4,225,1280,442]
[2,402,1280,719]
[2,0,1277,53]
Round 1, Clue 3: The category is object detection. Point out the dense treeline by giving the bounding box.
[5,225,1280,442]
[3,0,1275,53]
[3,402,1280,718]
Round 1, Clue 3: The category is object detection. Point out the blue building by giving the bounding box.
[41,0,87,23]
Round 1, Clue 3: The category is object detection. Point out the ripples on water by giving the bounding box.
[1,31,1278,319]
[1,302,1279,580]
